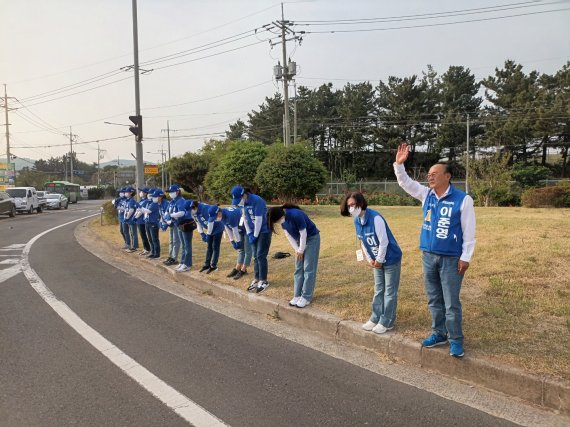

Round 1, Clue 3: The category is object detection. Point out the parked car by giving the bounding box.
[5,187,42,213]
[45,193,69,210]
[0,191,17,217]
[36,191,48,210]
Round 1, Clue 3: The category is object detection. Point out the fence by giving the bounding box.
[319,181,467,196]
[319,179,568,196]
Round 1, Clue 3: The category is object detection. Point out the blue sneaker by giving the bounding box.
[449,342,465,358]
[421,334,448,348]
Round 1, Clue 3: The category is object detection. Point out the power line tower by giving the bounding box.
[269,4,303,146]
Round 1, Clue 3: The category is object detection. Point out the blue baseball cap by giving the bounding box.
[231,185,245,206]
[167,184,180,193]
[124,187,135,193]
[138,187,150,193]
[152,189,165,197]
[208,204,221,221]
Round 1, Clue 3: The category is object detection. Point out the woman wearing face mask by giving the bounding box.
[230,185,272,293]
[340,192,403,334]
[135,188,152,256]
[166,185,191,272]
[268,204,320,308]
[163,184,183,267]
[139,189,163,259]
[222,206,251,280]
[198,204,226,274]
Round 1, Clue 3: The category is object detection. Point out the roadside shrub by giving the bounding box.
[87,187,105,200]
[270,192,419,206]
[521,186,570,208]
[101,200,118,224]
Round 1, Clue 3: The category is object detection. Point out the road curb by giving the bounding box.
[77,223,569,416]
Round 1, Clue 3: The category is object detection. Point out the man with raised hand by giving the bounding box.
[394,143,476,358]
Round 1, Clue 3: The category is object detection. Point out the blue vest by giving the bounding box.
[419,185,466,257]
[137,199,148,225]
[282,208,319,243]
[168,196,186,225]
[116,197,125,222]
[125,197,138,225]
[354,209,402,266]
[222,207,242,228]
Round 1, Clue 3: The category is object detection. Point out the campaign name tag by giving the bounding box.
[356,249,364,262]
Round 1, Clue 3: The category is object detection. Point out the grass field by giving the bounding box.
[93,205,570,380]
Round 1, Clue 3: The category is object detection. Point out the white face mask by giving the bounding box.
[152,197,158,203]
[349,206,361,218]
[125,192,132,198]
[215,217,222,222]
[119,193,124,197]
[139,192,145,198]
[147,194,152,200]
[169,192,177,199]
[238,199,245,207]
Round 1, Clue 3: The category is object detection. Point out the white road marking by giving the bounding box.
[21,215,228,427]
[3,244,26,249]
[0,259,19,264]
[0,264,21,283]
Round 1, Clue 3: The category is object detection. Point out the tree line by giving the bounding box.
[227,60,570,181]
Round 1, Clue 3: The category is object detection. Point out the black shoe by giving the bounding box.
[226,268,239,278]
[206,267,218,274]
[164,258,177,266]
[233,270,247,280]
[256,281,270,294]
[163,257,172,265]
[199,265,210,273]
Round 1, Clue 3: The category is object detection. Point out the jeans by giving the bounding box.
[169,226,180,260]
[251,232,271,281]
[128,223,139,249]
[204,232,223,268]
[119,221,127,246]
[147,223,160,256]
[138,223,150,251]
[422,252,464,345]
[293,234,320,301]
[236,230,252,266]
[370,260,402,328]
[178,228,193,267]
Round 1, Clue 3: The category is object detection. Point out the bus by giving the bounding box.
[44,181,81,203]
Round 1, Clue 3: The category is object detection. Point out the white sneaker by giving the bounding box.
[296,297,310,308]
[372,323,394,334]
[362,320,377,331]
[175,264,186,272]
[289,296,301,306]
[177,265,190,272]
[247,280,258,292]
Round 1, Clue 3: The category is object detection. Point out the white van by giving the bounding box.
[5,187,42,214]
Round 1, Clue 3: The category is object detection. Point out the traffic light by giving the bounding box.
[129,115,143,140]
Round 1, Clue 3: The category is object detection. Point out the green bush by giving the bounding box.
[87,187,105,200]
[204,141,267,201]
[255,143,327,201]
[521,185,570,208]
[366,193,421,206]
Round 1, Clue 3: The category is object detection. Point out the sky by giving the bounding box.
[1,0,569,168]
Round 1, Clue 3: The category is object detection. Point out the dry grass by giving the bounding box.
[93,206,570,380]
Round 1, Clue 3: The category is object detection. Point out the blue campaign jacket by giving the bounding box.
[354,208,402,266]
[420,185,466,257]
[244,193,269,235]
[137,198,149,225]
[281,208,319,243]
[115,196,126,223]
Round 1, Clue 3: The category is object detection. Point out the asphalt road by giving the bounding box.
[0,201,518,426]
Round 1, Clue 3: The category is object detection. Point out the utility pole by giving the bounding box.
[2,84,17,186]
[167,120,171,186]
[466,114,470,194]
[97,143,106,186]
[270,4,301,146]
[293,80,298,144]
[131,0,144,198]
[280,4,290,146]
[69,127,74,183]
